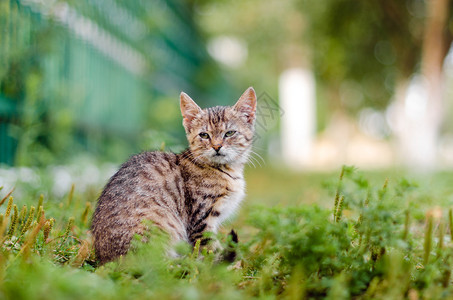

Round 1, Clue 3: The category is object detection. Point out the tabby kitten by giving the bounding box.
[91,87,257,264]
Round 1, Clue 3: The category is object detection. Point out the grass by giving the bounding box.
[0,165,452,299]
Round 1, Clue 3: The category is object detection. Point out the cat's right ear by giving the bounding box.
[180,92,202,131]
[234,87,257,124]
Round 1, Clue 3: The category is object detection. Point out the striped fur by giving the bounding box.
[91,87,256,264]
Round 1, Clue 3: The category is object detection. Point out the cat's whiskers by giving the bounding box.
[234,151,258,168]
[250,149,265,164]
[244,149,264,168]
[244,154,257,168]
[248,156,260,168]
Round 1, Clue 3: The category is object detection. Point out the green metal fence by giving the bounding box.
[0,0,220,165]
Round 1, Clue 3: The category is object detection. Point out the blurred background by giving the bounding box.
[1,0,453,177]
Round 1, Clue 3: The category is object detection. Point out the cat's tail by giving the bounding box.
[222,229,238,263]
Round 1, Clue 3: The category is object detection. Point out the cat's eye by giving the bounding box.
[199,132,210,139]
[224,130,236,138]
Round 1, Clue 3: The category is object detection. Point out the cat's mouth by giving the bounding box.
[214,153,225,157]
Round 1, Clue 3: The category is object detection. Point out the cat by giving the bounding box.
[91,87,257,264]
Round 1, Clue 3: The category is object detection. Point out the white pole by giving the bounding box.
[279,68,316,168]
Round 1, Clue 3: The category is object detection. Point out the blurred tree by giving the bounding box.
[301,0,453,168]
[301,1,425,111]
[414,0,452,167]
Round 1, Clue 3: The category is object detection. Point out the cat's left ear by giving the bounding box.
[180,92,202,131]
[234,87,257,124]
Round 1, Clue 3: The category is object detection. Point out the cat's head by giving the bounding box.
[180,87,256,166]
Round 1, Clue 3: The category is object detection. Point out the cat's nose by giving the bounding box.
[212,145,222,152]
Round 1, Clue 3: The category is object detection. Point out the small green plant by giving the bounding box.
[0,188,88,268]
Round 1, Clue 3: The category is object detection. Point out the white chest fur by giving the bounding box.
[211,175,245,233]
